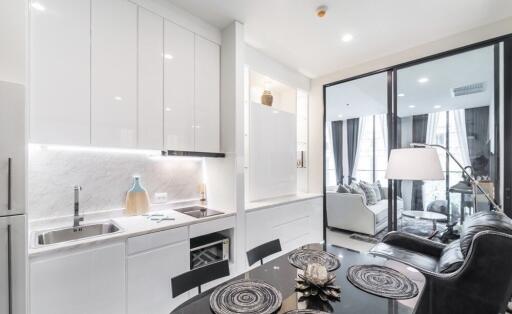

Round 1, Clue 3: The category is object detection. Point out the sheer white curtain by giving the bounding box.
[325,123,337,187]
[453,109,471,167]
[423,112,444,209]
[376,114,388,152]
[426,112,441,145]
[342,122,349,185]
[352,115,372,182]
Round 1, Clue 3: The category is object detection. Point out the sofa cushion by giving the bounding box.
[438,240,464,273]
[371,243,438,273]
[349,183,367,205]
[336,184,350,193]
[367,200,389,224]
[459,211,512,257]
[359,182,378,205]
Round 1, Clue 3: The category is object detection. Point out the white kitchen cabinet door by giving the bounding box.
[30,242,126,314]
[127,240,190,314]
[30,0,90,145]
[91,0,137,148]
[194,36,220,153]
[0,215,27,314]
[138,8,164,150]
[0,82,25,216]
[164,21,195,151]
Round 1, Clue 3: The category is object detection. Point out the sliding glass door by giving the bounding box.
[324,72,391,244]
[324,38,509,246]
[394,44,501,239]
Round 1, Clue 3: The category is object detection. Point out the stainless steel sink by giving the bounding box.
[34,222,122,247]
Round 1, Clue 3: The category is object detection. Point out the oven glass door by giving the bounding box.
[191,240,227,269]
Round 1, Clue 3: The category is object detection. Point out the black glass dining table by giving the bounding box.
[171,243,426,314]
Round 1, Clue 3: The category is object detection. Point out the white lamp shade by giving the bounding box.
[386,148,444,181]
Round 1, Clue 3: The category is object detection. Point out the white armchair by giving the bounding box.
[326,192,403,236]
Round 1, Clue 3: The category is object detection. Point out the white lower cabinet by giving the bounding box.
[127,240,190,314]
[30,242,126,314]
[126,227,190,314]
[246,197,323,269]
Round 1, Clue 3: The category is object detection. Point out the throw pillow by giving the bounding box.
[371,182,382,201]
[359,182,378,205]
[336,184,350,193]
[348,183,367,205]
[376,181,387,200]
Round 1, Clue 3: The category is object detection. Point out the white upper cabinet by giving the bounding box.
[138,8,164,150]
[163,21,195,151]
[30,0,91,145]
[0,82,25,216]
[30,0,221,152]
[91,0,137,148]
[195,36,220,153]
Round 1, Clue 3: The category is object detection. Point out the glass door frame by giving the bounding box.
[323,33,512,241]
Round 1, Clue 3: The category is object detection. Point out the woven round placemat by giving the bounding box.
[284,310,329,314]
[346,264,418,299]
[210,279,282,314]
[288,249,340,272]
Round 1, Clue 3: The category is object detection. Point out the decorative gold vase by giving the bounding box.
[261,90,273,106]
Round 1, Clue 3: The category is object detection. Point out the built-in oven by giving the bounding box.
[190,232,230,269]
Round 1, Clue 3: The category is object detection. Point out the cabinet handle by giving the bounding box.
[7,158,12,211]
[7,224,12,314]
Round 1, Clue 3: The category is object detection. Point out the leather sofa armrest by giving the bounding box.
[382,231,446,257]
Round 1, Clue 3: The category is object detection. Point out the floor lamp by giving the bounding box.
[386,144,502,212]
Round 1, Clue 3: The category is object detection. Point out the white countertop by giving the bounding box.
[245,193,323,212]
[29,207,236,258]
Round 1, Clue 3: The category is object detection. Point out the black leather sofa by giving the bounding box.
[370,211,512,314]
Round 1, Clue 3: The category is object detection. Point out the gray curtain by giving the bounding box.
[331,121,344,185]
[411,114,428,210]
[465,106,490,177]
[346,118,359,184]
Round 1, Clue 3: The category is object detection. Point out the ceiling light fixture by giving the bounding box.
[434,105,441,109]
[418,77,429,84]
[164,54,173,60]
[408,105,415,108]
[31,2,46,11]
[341,33,353,43]
[338,114,343,118]
[316,5,328,18]
[398,93,405,97]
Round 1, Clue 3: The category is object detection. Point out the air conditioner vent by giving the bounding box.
[451,82,486,97]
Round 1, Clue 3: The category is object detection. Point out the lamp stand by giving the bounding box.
[410,143,502,212]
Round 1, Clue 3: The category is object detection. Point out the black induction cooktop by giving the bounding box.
[174,206,223,218]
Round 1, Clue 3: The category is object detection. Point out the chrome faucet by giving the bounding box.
[73,185,84,228]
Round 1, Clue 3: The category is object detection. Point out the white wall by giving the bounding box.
[0,0,26,84]
[308,17,512,194]
[245,44,311,91]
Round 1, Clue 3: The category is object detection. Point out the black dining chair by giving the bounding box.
[246,239,282,266]
[171,259,230,297]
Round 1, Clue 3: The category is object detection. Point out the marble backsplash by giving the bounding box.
[28,145,203,220]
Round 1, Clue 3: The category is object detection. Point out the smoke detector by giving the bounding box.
[316,6,328,18]
[451,82,486,97]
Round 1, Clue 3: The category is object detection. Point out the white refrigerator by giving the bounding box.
[0,81,27,314]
